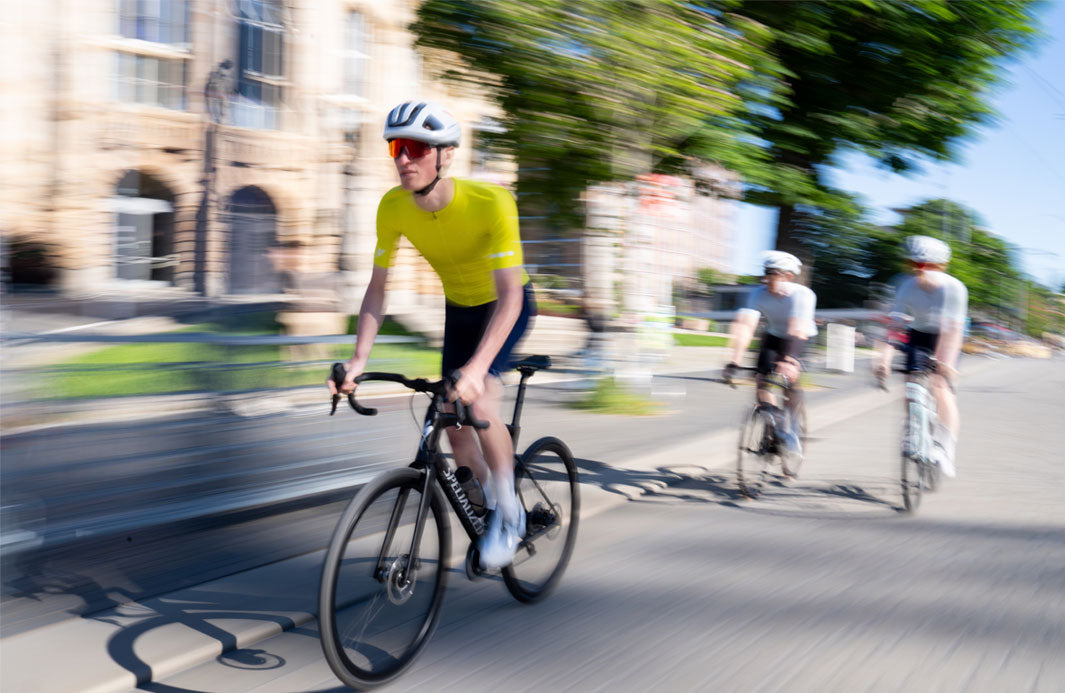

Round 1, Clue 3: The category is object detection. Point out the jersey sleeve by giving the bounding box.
[373,196,401,269]
[942,278,968,329]
[888,279,911,321]
[792,287,817,338]
[737,286,764,320]
[484,187,524,271]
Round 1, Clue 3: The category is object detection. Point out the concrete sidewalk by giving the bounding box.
[0,352,1001,693]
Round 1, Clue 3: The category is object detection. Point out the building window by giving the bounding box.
[115,52,187,110]
[114,0,189,110]
[232,0,285,129]
[343,11,369,97]
[118,0,189,45]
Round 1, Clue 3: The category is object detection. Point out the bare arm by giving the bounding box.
[935,280,967,374]
[728,312,758,365]
[934,322,964,373]
[785,317,808,341]
[329,265,388,394]
[451,267,523,403]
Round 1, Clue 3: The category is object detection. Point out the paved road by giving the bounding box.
[139,357,1065,692]
[1,346,878,633]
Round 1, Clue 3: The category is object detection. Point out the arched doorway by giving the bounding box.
[113,170,177,283]
[228,186,281,294]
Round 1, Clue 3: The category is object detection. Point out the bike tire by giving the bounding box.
[781,402,808,479]
[900,451,923,513]
[319,467,451,689]
[502,436,580,603]
[737,406,773,499]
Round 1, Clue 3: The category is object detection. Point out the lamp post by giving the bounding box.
[194,59,232,296]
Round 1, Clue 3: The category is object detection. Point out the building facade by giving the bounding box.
[2,0,507,312]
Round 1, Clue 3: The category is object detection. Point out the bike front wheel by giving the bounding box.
[319,467,450,689]
[780,402,808,479]
[502,436,580,603]
[900,451,924,513]
[737,407,773,499]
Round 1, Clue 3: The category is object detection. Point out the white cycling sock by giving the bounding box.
[492,470,519,526]
[482,477,497,511]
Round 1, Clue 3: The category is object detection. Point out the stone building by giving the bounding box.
[2,0,507,315]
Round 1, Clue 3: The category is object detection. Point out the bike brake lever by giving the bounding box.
[330,393,340,415]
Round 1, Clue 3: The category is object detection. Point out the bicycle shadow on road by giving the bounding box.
[574,456,904,519]
[89,584,306,693]
[731,473,906,520]
[574,457,746,506]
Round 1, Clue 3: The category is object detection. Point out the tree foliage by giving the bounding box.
[412,0,777,232]
[787,195,894,308]
[729,0,1042,255]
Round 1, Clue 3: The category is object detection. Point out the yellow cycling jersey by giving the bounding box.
[374,178,529,307]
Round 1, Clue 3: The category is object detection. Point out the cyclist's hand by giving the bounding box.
[327,359,361,396]
[935,360,957,382]
[450,364,486,405]
[776,358,799,384]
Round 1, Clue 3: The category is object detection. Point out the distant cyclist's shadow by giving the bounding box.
[574,457,902,517]
[731,473,904,519]
[574,457,746,505]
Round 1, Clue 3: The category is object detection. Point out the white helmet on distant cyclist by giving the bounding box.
[905,235,951,264]
[762,250,802,276]
[383,101,462,147]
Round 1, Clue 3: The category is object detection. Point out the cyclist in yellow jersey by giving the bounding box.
[327,101,536,570]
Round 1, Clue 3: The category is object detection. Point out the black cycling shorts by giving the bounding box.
[756,333,804,376]
[904,329,938,372]
[441,283,536,378]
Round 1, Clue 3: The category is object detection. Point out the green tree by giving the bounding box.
[1023,281,1064,337]
[412,1,777,232]
[694,267,720,294]
[730,0,1042,258]
[787,196,897,307]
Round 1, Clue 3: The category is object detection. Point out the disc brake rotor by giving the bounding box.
[384,555,416,605]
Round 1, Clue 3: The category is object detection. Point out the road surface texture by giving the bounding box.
[2,356,1061,692]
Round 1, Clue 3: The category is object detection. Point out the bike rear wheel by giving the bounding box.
[737,407,774,499]
[900,451,924,512]
[502,436,580,603]
[319,467,450,689]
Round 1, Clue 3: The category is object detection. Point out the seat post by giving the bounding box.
[510,371,532,449]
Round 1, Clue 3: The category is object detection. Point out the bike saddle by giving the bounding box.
[514,355,551,374]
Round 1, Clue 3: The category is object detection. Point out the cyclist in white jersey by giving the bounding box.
[875,235,968,477]
[724,251,817,455]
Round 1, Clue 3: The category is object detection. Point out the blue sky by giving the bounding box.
[732,0,1065,290]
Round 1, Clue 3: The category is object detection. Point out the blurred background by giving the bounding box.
[1,0,1063,689]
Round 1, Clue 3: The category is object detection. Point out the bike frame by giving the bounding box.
[903,373,938,465]
[371,367,540,585]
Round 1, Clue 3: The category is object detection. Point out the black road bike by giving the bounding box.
[725,365,808,499]
[318,356,580,690]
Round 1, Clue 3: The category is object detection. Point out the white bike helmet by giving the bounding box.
[905,235,951,264]
[383,101,462,147]
[762,250,802,276]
